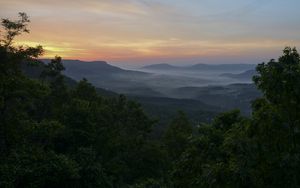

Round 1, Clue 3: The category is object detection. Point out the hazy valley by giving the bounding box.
[2,5,300,187]
[44,60,261,123]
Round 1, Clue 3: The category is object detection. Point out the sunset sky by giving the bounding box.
[1,0,300,65]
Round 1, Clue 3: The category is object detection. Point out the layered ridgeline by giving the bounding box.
[2,13,300,187]
[27,59,219,129]
[221,69,258,80]
[23,58,259,135]
[141,63,256,72]
[39,59,260,116]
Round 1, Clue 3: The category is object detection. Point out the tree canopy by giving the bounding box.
[1,13,300,188]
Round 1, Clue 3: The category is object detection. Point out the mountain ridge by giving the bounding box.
[141,63,256,71]
[221,69,257,80]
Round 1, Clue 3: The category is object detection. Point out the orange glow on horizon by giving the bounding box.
[14,37,297,62]
[2,0,298,63]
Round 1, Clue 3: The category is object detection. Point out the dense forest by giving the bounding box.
[1,13,300,188]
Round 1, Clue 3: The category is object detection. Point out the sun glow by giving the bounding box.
[2,0,299,63]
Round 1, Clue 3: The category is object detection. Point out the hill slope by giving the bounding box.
[141,63,180,70]
[169,83,261,115]
[141,63,256,72]
[221,69,257,80]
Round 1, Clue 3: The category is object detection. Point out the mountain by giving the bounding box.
[21,61,78,87]
[60,60,149,77]
[41,59,155,93]
[122,87,166,97]
[22,60,257,133]
[22,60,117,96]
[220,69,257,80]
[41,59,149,77]
[168,83,261,115]
[141,63,180,70]
[55,60,226,95]
[131,96,220,136]
[54,60,259,115]
[187,64,256,71]
[141,63,256,72]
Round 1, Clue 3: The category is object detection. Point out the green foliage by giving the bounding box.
[0,147,79,188]
[2,13,300,188]
[172,110,245,188]
[1,12,30,48]
[172,47,300,188]
[130,178,168,188]
[254,47,300,150]
[164,111,193,160]
[0,13,168,187]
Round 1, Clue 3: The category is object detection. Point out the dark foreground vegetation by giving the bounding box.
[1,13,300,188]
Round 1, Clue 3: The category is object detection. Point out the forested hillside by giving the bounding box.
[1,13,300,188]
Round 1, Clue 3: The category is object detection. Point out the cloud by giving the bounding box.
[1,0,299,63]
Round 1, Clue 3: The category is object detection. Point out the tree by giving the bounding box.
[0,12,29,48]
[172,48,300,188]
[172,110,245,188]
[73,78,98,101]
[164,111,193,160]
[5,12,300,188]
[0,13,81,188]
[0,13,44,154]
[254,47,300,150]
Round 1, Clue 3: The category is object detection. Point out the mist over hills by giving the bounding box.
[168,83,261,115]
[188,63,256,71]
[3,5,299,187]
[39,59,261,116]
[43,60,222,93]
[23,60,220,129]
[221,69,257,80]
[141,63,256,72]
[21,58,261,138]
[43,59,149,79]
[35,60,261,117]
[142,63,178,70]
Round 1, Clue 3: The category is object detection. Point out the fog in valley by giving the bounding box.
[57,60,261,116]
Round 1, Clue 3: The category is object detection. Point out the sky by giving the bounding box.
[0,0,300,66]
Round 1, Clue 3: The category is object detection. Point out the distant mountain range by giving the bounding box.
[23,60,220,134]
[41,60,237,94]
[57,60,149,79]
[41,59,148,77]
[41,59,153,92]
[142,63,177,70]
[220,69,257,80]
[167,83,261,115]
[23,59,262,132]
[141,63,256,71]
